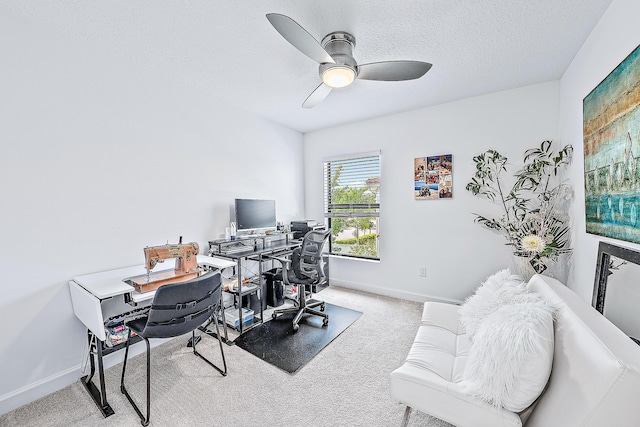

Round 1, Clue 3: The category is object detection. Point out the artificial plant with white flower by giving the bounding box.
[466,141,573,273]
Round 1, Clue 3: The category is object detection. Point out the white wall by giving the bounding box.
[304,81,561,303]
[561,0,640,301]
[6,0,639,415]
[0,9,304,414]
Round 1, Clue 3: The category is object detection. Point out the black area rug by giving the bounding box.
[233,303,363,373]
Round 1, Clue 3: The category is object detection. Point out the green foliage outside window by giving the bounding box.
[327,163,379,259]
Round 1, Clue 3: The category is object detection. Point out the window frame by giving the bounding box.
[323,151,381,260]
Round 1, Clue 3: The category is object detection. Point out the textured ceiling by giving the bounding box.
[2,0,612,133]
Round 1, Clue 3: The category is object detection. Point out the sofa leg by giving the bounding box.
[400,406,412,427]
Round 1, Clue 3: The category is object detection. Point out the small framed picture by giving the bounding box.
[414,154,452,200]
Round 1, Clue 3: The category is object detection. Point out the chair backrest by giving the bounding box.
[292,229,330,282]
[139,270,222,339]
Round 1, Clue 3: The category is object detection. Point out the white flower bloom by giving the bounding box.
[521,234,546,253]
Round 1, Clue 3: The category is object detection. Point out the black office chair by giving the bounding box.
[271,229,331,332]
[120,270,227,426]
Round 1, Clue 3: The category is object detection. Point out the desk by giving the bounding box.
[209,238,302,334]
[69,255,234,418]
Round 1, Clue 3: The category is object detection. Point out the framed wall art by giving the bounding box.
[414,154,452,200]
[583,44,640,244]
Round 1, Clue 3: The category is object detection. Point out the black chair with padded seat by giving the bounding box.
[271,229,331,332]
[120,270,227,426]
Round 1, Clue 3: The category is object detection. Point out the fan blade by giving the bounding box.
[266,13,335,65]
[302,83,333,108]
[357,61,432,81]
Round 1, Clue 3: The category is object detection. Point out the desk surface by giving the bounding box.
[73,265,147,300]
[198,254,237,269]
[212,240,301,260]
[72,255,236,300]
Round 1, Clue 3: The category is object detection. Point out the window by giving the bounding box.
[323,151,380,260]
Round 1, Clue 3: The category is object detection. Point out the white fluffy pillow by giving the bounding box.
[459,269,526,341]
[460,295,555,412]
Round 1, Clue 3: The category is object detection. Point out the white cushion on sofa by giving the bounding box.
[460,296,555,412]
[458,269,526,341]
[391,301,522,427]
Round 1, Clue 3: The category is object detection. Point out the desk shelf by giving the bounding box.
[208,233,295,256]
[209,237,301,335]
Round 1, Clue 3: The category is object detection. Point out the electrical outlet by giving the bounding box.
[419,266,427,277]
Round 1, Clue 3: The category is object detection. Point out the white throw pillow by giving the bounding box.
[459,269,526,341]
[460,296,555,412]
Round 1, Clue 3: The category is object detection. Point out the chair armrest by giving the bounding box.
[269,255,291,267]
[266,255,293,285]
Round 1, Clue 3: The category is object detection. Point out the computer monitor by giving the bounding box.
[234,198,276,235]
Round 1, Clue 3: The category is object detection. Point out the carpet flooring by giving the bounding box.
[234,302,363,373]
[0,286,453,427]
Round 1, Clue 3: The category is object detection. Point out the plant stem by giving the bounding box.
[494,163,511,222]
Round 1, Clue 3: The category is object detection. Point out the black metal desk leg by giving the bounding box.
[258,254,264,323]
[237,257,243,334]
[80,331,115,417]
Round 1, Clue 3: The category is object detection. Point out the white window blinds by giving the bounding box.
[323,153,380,217]
[323,152,380,259]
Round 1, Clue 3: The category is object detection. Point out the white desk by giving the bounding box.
[198,254,237,271]
[68,255,234,417]
[70,256,235,337]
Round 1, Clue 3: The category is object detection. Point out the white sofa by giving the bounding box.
[390,274,640,427]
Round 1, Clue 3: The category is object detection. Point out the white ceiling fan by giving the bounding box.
[266,13,433,108]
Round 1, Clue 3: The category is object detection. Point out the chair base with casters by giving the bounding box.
[272,284,329,332]
[270,229,331,332]
[119,271,227,426]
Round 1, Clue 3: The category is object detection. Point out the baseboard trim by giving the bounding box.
[328,279,462,305]
[0,365,80,416]
[0,337,169,416]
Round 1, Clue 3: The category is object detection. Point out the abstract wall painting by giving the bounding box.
[584,44,640,244]
[414,154,452,200]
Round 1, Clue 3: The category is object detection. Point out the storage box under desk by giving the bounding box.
[224,307,253,329]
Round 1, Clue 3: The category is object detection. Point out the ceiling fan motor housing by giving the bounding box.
[319,31,358,78]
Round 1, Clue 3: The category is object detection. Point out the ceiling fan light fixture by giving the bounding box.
[322,66,356,88]
[267,14,432,108]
